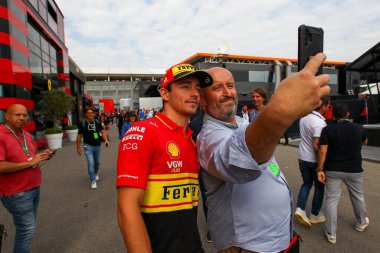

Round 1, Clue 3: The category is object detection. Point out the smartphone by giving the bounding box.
[298,25,324,75]
[51,149,58,155]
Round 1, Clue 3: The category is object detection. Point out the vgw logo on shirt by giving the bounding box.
[167,160,183,173]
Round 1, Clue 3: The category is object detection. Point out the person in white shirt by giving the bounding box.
[241,105,249,123]
[294,96,331,227]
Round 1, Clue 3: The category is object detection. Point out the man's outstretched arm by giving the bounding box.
[246,53,330,164]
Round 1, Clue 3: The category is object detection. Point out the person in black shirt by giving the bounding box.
[117,111,126,136]
[317,103,369,244]
[76,108,109,189]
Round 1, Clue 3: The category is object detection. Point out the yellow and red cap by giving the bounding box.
[161,64,213,89]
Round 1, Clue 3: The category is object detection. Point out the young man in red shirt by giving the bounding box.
[0,104,52,252]
[116,64,212,253]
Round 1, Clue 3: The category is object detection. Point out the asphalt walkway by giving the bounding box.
[0,125,379,252]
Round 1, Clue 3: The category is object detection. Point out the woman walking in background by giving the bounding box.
[119,114,138,140]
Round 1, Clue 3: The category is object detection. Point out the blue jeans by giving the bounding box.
[296,160,325,215]
[1,187,40,253]
[84,144,101,182]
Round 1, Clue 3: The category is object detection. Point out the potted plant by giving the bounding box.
[65,124,78,142]
[40,89,75,149]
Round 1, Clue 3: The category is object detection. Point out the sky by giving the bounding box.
[55,0,380,73]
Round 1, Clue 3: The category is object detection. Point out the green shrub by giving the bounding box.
[45,128,63,134]
[65,124,78,130]
[40,90,75,128]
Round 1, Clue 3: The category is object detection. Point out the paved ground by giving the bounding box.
[0,125,379,253]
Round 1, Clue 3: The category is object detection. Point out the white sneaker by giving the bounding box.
[310,212,326,224]
[294,207,311,228]
[324,230,336,244]
[91,181,97,189]
[96,174,99,181]
[355,217,369,232]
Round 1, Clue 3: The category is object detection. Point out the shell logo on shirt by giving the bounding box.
[167,142,180,158]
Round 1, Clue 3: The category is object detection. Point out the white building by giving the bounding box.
[84,67,164,109]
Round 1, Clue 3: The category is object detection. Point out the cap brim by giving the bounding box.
[175,70,213,88]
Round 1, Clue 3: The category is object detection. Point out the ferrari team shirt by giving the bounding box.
[116,112,203,253]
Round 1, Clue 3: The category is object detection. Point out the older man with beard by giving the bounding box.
[197,53,330,253]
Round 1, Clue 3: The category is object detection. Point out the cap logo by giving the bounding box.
[172,65,194,76]
[167,142,180,158]
[205,77,210,84]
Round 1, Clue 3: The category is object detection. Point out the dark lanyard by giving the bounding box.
[5,124,29,156]
[311,111,324,120]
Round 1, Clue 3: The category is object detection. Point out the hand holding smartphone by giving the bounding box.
[298,25,324,75]
[50,149,58,157]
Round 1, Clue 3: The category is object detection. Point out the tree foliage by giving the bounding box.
[40,89,75,127]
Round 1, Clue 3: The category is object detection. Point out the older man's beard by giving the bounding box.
[219,97,237,121]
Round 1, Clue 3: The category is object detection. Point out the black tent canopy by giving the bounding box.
[347,41,380,83]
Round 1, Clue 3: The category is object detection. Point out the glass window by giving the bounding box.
[10,24,27,46]
[30,52,43,75]
[50,59,57,70]
[49,44,56,60]
[38,2,47,22]
[48,16,58,34]
[50,67,57,79]
[9,0,26,23]
[42,51,49,63]
[28,40,41,56]
[42,60,51,75]
[0,84,30,99]
[47,2,57,21]
[41,36,49,53]
[249,71,272,83]
[47,2,58,34]
[27,23,40,47]
[329,74,338,85]
[15,87,31,99]
[12,48,29,67]
[28,0,39,11]
[57,14,64,43]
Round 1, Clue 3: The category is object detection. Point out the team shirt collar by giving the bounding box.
[154,112,194,139]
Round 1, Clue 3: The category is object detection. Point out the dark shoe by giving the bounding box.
[206,231,212,243]
[0,224,7,249]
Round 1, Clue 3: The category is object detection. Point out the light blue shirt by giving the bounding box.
[197,114,293,253]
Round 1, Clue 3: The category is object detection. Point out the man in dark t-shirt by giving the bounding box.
[76,108,109,189]
[317,103,369,244]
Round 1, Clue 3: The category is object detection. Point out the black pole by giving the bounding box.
[371,53,380,122]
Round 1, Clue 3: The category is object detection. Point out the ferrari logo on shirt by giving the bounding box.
[141,173,199,213]
[167,142,180,158]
